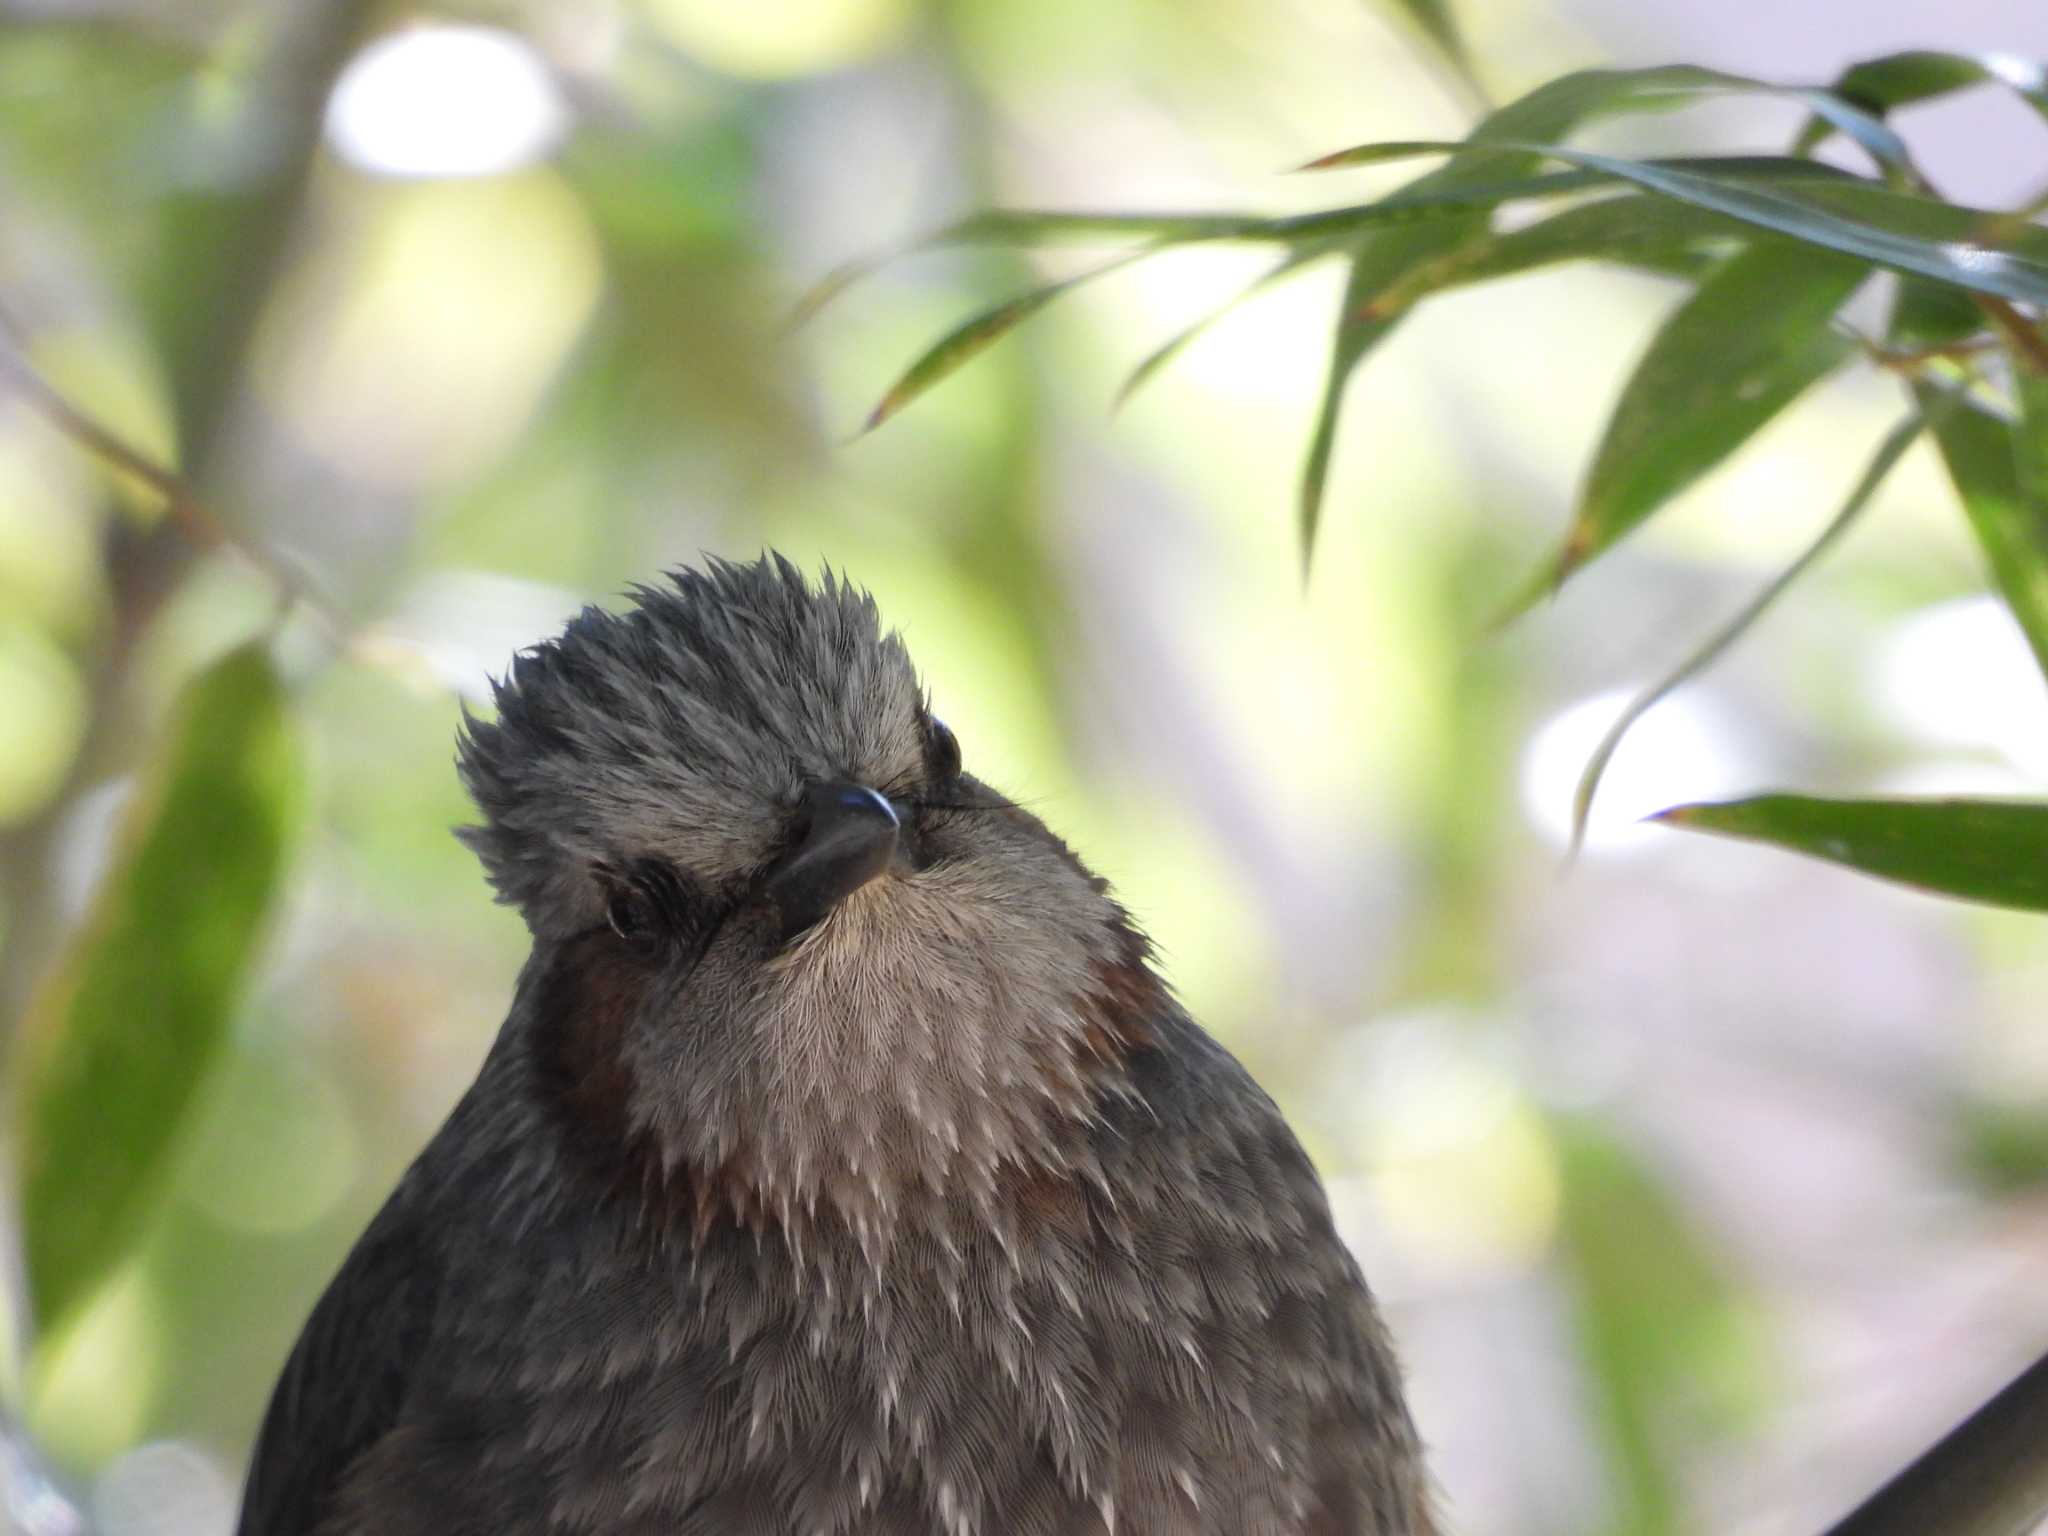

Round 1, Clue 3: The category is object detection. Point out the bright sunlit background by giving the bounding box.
[1,1,2046,1533]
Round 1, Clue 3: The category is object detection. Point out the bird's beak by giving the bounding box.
[763,780,901,942]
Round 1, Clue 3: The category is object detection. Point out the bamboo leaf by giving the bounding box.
[940,208,1294,245]
[1297,140,1463,171]
[1272,159,1860,246]
[1919,387,2048,684]
[1308,65,1914,175]
[1655,795,2048,910]
[1515,145,2048,306]
[1530,243,1864,599]
[862,168,1701,427]
[1300,257,1404,566]
[2012,367,2048,547]
[1365,0,1486,104]
[1367,193,1744,316]
[13,643,301,1333]
[1570,412,1924,852]
[1777,177,2048,261]
[1287,68,1783,564]
[946,160,1848,249]
[862,253,1145,431]
[829,157,1853,330]
[1300,138,2048,302]
[1888,277,1993,351]
[1796,50,2048,153]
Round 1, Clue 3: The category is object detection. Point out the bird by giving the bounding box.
[236,556,1435,1536]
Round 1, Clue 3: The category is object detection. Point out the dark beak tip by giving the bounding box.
[824,782,899,830]
[767,779,903,941]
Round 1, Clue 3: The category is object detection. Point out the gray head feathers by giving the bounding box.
[457,556,925,937]
[452,555,1146,1246]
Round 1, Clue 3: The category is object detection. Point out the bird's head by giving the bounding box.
[457,557,1157,1245]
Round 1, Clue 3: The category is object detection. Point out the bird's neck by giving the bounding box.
[519,913,1163,1267]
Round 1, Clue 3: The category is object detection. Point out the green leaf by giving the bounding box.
[1569,412,1924,852]
[1778,177,2048,263]
[1309,65,1915,175]
[1364,0,1486,104]
[1888,277,1991,352]
[2013,367,2048,550]
[1554,1120,1770,1534]
[942,159,1849,251]
[1367,193,1744,316]
[828,159,1853,337]
[13,643,301,1333]
[1318,141,2048,305]
[1297,139,1466,171]
[1287,68,1792,565]
[1299,256,1404,565]
[1516,145,2048,306]
[1532,242,1863,597]
[862,252,1146,431]
[1655,795,2048,909]
[873,157,1800,432]
[1796,50,2048,153]
[936,207,1289,246]
[1920,387,2048,684]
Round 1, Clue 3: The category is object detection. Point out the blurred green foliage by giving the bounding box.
[0,1,2044,1533]
[14,644,299,1340]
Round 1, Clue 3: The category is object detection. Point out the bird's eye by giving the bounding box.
[606,887,656,944]
[600,859,709,954]
[926,717,962,782]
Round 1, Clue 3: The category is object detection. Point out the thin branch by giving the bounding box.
[1818,1346,2048,1536]
[0,312,342,647]
[0,309,222,548]
[1865,334,2001,374]
[1977,292,2048,376]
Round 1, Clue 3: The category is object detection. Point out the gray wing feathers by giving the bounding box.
[235,1194,440,1536]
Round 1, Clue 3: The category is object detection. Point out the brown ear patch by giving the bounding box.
[529,932,772,1243]
[531,929,645,1158]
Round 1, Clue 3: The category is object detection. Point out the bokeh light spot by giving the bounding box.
[1519,688,1758,856]
[179,1052,360,1237]
[1870,595,2048,779]
[0,421,100,637]
[1335,1014,1563,1281]
[326,24,570,179]
[26,1265,161,1468]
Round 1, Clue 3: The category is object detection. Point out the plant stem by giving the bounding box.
[1819,1347,2048,1536]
